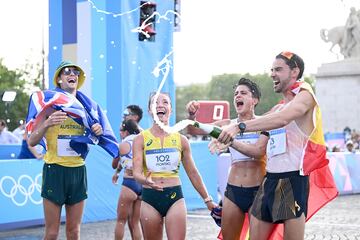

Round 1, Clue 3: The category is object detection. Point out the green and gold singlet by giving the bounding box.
[141,129,182,178]
[44,117,85,167]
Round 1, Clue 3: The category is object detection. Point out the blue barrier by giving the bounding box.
[0,141,217,231]
[328,152,360,195]
[324,132,345,149]
[0,159,44,230]
[0,145,21,159]
[2,142,359,231]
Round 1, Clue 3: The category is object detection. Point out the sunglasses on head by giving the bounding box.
[280,51,294,60]
[123,109,135,117]
[62,67,81,76]
[280,51,298,68]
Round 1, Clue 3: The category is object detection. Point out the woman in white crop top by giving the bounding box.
[186,78,269,239]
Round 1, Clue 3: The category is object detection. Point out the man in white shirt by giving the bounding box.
[123,105,143,132]
[0,119,20,144]
[12,120,26,140]
[345,140,357,153]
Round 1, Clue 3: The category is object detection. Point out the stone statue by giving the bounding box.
[320,26,346,56]
[321,7,360,58]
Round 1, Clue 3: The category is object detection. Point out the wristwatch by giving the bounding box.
[238,122,246,136]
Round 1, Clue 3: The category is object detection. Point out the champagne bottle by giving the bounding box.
[192,121,222,139]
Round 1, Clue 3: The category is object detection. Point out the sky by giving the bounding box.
[0,1,45,72]
[173,0,360,85]
[0,0,359,86]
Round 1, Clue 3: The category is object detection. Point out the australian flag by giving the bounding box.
[26,88,119,159]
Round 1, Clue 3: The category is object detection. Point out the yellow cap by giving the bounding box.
[53,61,85,89]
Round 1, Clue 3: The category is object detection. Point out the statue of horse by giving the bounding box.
[320,26,346,56]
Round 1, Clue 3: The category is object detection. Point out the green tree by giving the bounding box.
[248,73,281,115]
[175,73,282,121]
[304,75,315,92]
[176,83,209,122]
[207,74,240,101]
[0,59,42,130]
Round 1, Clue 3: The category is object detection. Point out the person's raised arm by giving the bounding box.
[185,100,200,120]
[180,135,216,211]
[229,133,269,158]
[218,90,315,144]
[28,110,67,147]
[245,90,315,131]
[185,100,230,137]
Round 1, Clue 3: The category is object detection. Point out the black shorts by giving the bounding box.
[122,177,142,196]
[41,163,88,206]
[250,171,309,223]
[224,184,259,213]
[142,185,183,217]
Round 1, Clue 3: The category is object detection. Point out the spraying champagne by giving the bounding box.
[192,121,222,139]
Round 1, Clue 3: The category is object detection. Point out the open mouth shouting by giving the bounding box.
[66,77,77,86]
[273,79,280,88]
[156,109,166,117]
[236,100,244,108]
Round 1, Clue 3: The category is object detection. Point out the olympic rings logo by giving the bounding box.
[0,174,42,206]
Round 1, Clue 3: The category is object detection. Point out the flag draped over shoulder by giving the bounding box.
[26,88,119,158]
[218,81,338,240]
[292,82,328,175]
[267,81,338,239]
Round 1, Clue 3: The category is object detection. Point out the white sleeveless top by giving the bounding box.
[266,106,309,173]
[228,119,266,164]
[120,134,136,169]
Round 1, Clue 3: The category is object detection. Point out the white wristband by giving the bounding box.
[204,196,213,203]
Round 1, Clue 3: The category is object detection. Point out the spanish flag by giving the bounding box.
[217,81,338,240]
[294,81,329,175]
[290,81,338,226]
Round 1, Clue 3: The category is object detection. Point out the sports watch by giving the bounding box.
[238,122,246,136]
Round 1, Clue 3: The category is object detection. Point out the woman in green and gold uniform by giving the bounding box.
[133,92,216,240]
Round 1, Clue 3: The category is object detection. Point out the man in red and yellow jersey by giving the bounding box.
[217,52,338,239]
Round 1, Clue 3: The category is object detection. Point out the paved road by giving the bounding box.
[0,194,359,239]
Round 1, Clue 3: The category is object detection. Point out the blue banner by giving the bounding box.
[0,142,218,230]
[0,159,45,229]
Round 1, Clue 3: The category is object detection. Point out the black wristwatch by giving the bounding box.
[238,122,246,136]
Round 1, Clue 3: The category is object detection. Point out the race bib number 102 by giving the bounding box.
[145,148,179,172]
